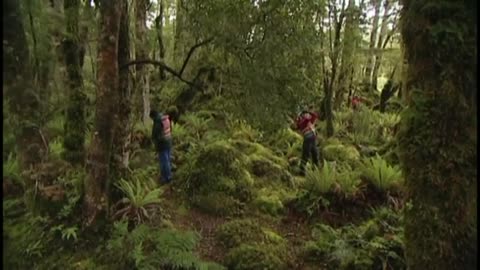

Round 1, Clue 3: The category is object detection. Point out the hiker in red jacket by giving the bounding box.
[351,96,362,110]
[294,109,320,175]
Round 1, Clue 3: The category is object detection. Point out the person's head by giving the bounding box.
[149,109,159,120]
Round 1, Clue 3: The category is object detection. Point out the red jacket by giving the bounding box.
[296,112,318,137]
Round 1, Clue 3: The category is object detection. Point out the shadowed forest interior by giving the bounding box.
[3,0,477,269]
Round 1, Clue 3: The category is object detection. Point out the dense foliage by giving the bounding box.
[3,0,476,269]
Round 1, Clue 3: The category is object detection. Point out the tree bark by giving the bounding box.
[398,0,477,269]
[63,0,87,165]
[155,0,166,79]
[370,0,392,91]
[325,0,346,137]
[111,0,132,183]
[173,0,186,66]
[3,0,44,168]
[135,0,150,124]
[363,0,382,90]
[83,0,121,227]
[334,0,358,109]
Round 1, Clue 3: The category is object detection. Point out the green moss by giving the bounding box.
[251,188,295,216]
[247,154,293,186]
[224,244,286,270]
[179,140,254,215]
[322,143,360,163]
[192,192,244,216]
[252,193,284,216]
[216,219,266,248]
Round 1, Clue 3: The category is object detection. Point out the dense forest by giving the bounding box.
[3,0,477,269]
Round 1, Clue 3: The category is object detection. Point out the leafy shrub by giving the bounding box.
[224,244,286,270]
[106,221,225,270]
[359,154,403,192]
[113,178,164,225]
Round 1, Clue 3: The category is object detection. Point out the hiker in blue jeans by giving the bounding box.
[150,109,173,184]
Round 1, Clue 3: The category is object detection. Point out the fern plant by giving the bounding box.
[295,162,337,216]
[304,161,337,194]
[107,221,225,270]
[182,113,212,139]
[229,119,262,142]
[48,138,64,159]
[113,178,164,225]
[3,153,22,188]
[359,154,403,192]
[336,164,361,197]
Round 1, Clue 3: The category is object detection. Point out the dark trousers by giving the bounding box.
[300,136,319,174]
[158,146,172,183]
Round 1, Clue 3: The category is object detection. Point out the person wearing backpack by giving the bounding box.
[294,107,320,176]
[150,109,173,184]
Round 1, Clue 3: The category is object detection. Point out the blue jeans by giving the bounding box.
[158,147,172,183]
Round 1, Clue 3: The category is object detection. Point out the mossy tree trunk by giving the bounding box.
[3,0,45,168]
[398,0,477,269]
[334,0,360,109]
[363,0,381,90]
[324,0,346,137]
[111,0,132,187]
[63,0,87,165]
[135,0,150,124]
[370,0,393,91]
[83,0,121,227]
[155,0,166,80]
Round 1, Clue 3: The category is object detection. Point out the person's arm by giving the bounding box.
[151,120,162,147]
[309,112,319,124]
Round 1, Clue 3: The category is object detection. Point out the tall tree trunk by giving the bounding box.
[325,0,346,137]
[83,0,121,227]
[370,0,391,91]
[155,0,166,79]
[111,0,132,198]
[63,0,87,165]
[363,0,381,90]
[3,0,44,168]
[398,0,477,269]
[135,0,150,124]
[334,0,358,109]
[173,0,186,67]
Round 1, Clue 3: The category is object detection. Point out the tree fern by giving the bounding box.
[359,154,403,191]
[304,161,336,194]
[113,178,164,224]
[107,222,225,270]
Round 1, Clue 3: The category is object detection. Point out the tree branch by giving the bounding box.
[120,60,195,86]
[179,37,214,77]
[121,37,214,88]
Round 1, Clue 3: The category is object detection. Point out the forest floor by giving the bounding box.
[160,183,336,269]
